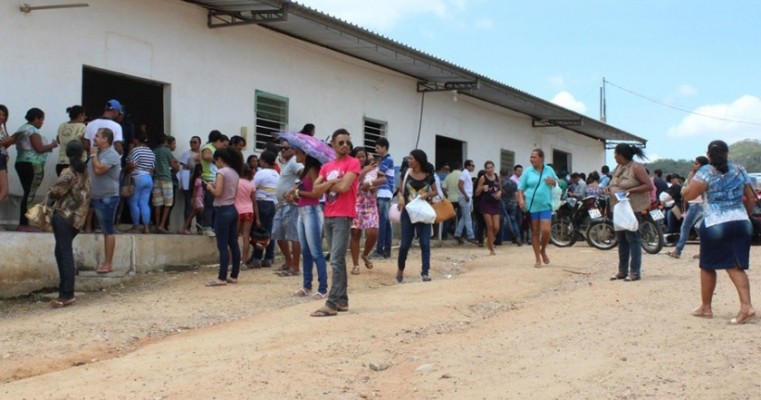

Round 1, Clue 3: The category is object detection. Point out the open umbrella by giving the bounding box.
[276,131,335,164]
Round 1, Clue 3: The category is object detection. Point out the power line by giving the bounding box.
[604,79,761,126]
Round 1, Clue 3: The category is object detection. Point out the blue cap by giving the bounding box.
[105,99,123,114]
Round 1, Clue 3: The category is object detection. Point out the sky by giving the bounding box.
[298,0,761,164]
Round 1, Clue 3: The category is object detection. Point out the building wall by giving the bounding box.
[0,0,604,224]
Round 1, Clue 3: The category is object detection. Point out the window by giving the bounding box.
[363,118,387,157]
[500,149,515,174]
[255,91,288,150]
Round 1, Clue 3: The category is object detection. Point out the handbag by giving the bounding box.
[26,194,54,232]
[120,174,135,198]
[432,197,455,223]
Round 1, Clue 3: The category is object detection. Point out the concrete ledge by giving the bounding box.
[0,232,217,298]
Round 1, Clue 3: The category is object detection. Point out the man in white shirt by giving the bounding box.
[84,99,124,155]
[453,160,477,244]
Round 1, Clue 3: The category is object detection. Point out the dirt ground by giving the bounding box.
[1,240,760,399]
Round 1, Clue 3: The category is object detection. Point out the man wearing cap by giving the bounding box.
[84,99,124,155]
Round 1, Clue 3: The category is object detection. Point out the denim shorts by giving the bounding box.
[91,195,120,234]
[530,209,553,221]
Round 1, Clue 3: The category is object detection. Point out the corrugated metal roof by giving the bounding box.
[182,0,646,145]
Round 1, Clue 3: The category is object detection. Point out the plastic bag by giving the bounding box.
[551,184,562,212]
[405,196,436,224]
[613,198,639,231]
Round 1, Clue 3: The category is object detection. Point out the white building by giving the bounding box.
[0,0,645,226]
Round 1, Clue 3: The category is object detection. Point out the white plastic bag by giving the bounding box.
[613,198,639,232]
[551,184,562,212]
[389,200,402,223]
[405,196,436,224]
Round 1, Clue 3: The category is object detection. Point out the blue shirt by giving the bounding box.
[694,163,751,227]
[376,154,395,198]
[518,165,559,213]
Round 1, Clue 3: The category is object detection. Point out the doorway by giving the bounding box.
[82,67,166,146]
[435,135,464,171]
[552,149,571,175]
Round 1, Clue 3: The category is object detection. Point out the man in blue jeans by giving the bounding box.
[88,128,122,274]
[454,160,478,244]
[371,137,395,259]
[310,129,360,317]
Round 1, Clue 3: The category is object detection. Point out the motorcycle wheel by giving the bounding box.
[585,219,618,250]
[550,215,577,247]
[640,219,664,254]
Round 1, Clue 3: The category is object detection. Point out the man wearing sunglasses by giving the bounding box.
[309,129,360,317]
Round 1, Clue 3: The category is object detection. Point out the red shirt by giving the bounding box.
[319,156,361,218]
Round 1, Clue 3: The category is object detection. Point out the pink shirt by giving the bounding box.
[319,156,361,218]
[234,178,255,215]
[298,174,320,207]
[193,178,203,204]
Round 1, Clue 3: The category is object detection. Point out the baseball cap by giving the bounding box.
[105,99,123,114]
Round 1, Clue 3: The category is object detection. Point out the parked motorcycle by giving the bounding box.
[585,200,665,254]
[550,195,610,247]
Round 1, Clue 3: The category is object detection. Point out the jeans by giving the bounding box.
[501,202,520,241]
[455,197,475,239]
[91,195,120,234]
[213,204,240,280]
[202,182,215,229]
[128,174,153,225]
[324,217,351,309]
[398,209,432,276]
[375,197,392,256]
[253,200,276,263]
[675,204,703,253]
[52,212,78,299]
[15,162,44,225]
[617,228,642,277]
[298,205,328,294]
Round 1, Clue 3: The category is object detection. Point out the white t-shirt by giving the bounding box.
[254,168,279,202]
[459,169,473,197]
[84,118,123,146]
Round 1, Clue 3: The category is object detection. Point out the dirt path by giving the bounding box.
[1,242,759,399]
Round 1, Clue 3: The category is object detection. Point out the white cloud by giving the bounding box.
[298,0,468,31]
[550,91,587,114]
[666,95,761,143]
[678,84,697,96]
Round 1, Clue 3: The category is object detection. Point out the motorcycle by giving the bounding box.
[550,195,610,247]
[585,200,665,254]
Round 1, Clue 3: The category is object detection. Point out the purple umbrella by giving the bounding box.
[276,131,335,164]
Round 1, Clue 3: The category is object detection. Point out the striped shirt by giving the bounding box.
[127,146,155,176]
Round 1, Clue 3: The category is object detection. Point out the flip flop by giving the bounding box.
[96,266,113,274]
[205,280,227,287]
[226,278,238,284]
[310,306,337,317]
[730,310,756,325]
[50,297,76,308]
[350,265,360,275]
[691,307,713,319]
[666,251,681,259]
[361,254,373,270]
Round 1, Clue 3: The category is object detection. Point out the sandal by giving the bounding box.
[96,266,113,274]
[226,277,238,284]
[310,306,337,317]
[350,265,360,275]
[730,309,756,325]
[361,254,373,270]
[205,280,227,287]
[293,288,311,297]
[667,251,681,259]
[50,297,76,308]
[336,305,349,312]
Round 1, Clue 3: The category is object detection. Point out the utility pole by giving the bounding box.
[600,77,607,123]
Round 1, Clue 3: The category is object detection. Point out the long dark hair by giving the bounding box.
[213,147,243,175]
[707,140,729,173]
[300,154,322,179]
[350,146,369,166]
[190,163,203,185]
[66,141,87,174]
[614,143,647,162]
[410,149,434,174]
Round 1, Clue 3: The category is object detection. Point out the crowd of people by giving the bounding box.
[0,101,755,324]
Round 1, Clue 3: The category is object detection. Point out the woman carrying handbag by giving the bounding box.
[395,149,439,283]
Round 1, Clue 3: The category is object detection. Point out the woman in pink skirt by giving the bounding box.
[349,147,384,275]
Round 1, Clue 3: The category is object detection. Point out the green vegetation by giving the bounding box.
[644,139,761,177]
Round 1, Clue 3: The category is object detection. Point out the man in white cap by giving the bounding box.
[84,99,124,155]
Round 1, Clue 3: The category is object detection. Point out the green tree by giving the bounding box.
[729,139,761,172]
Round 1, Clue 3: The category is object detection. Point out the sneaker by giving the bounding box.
[453,235,464,244]
[369,252,385,260]
[421,274,432,282]
[204,228,216,237]
[312,291,327,300]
